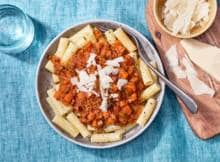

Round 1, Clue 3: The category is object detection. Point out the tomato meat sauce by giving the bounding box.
[50,28,145,131]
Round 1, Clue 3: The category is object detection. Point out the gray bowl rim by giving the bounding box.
[35,19,165,149]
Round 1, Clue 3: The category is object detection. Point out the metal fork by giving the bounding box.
[96,24,198,113]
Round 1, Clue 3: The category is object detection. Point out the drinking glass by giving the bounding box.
[0,4,35,54]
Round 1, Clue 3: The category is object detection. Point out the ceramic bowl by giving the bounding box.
[35,20,165,149]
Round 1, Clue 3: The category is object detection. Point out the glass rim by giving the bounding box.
[0,4,35,53]
[0,4,24,13]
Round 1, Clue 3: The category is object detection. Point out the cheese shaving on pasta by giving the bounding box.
[71,53,124,111]
[71,70,98,96]
[117,79,128,90]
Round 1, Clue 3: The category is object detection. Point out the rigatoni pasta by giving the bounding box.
[116,123,137,135]
[149,61,158,82]
[104,125,121,133]
[52,74,59,83]
[114,28,137,52]
[128,52,138,63]
[61,42,78,64]
[140,83,161,102]
[66,112,91,138]
[70,25,96,45]
[139,58,154,86]
[54,37,69,58]
[47,89,72,116]
[52,115,79,138]
[46,97,60,115]
[104,29,117,44]
[45,60,55,73]
[91,132,122,143]
[137,98,157,126]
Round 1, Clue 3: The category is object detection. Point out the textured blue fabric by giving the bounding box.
[0,0,220,162]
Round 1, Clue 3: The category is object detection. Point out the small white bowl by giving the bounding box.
[35,20,165,149]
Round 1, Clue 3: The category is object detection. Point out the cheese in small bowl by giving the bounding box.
[153,0,217,38]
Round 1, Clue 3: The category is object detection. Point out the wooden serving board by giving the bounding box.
[146,0,220,139]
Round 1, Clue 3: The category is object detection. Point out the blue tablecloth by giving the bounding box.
[1,0,220,162]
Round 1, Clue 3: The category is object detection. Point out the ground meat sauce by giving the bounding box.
[50,28,145,130]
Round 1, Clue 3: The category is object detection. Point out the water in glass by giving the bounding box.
[0,4,34,54]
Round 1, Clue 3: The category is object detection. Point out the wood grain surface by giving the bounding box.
[146,0,220,139]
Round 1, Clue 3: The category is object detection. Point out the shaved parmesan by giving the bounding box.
[71,70,98,96]
[117,79,128,90]
[99,90,108,112]
[97,57,124,111]
[187,74,215,96]
[98,65,116,89]
[86,53,97,67]
[166,45,186,79]
[110,93,119,98]
[166,45,179,67]
[182,57,197,76]
[172,66,186,79]
[72,55,125,111]
[182,57,215,97]
[106,57,124,67]
[192,1,209,23]
[163,0,210,35]
[181,0,197,34]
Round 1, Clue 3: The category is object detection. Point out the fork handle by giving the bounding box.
[146,62,198,113]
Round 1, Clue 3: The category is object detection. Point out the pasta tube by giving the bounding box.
[61,42,78,64]
[70,25,96,45]
[128,52,138,63]
[139,58,154,86]
[116,123,136,135]
[140,83,161,102]
[91,132,122,143]
[104,125,121,133]
[137,98,157,126]
[52,74,60,83]
[45,60,55,73]
[104,29,117,44]
[46,97,60,115]
[54,84,60,91]
[87,125,96,132]
[114,28,137,52]
[47,89,72,115]
[70,37,87,48]
[66,112,91,138]
[52,115,79,138]
[149,61,158,82]
[54,37,69,58]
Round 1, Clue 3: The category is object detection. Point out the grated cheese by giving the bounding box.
[86,53,97,67]
[117,79,128,90]
[71,54,125,111]
[71,70,98,96]
[106,57,124,67]
[110,93,119,98]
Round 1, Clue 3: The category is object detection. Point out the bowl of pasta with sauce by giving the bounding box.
[35,20,165,149]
